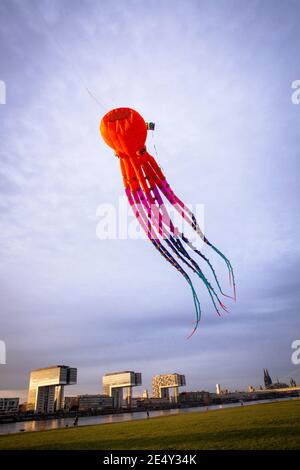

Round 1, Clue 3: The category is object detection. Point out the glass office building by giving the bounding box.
[102,371,142,408]
[27,365,77,413]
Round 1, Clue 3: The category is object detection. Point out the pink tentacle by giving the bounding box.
[125,187,159,242]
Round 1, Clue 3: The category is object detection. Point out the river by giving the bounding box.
[0,397,297,436]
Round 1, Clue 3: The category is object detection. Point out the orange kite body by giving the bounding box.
[100,107,235,335]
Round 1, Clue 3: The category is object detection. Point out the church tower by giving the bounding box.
[264,369,273,388]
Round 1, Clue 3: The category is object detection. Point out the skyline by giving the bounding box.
[1,0,300,400]
[1,362,296,404]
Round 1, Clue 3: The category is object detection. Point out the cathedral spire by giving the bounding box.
[264,368,272,388]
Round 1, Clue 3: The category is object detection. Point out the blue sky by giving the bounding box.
[0,0,300,401]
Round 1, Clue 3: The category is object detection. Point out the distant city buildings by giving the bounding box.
[27,365,77,413]
[64,396,79,412]
[290,377,297,388]
[102,371,142,408]
[135,397,171,409]
[152,374,186,403]
[0,397,19,415]
[4,363,296,417]
[77,395,112,412]
[263,369,289,390]
[215,370,296,399]
[179,391,210,406]
[136,389,209,409]
[65,395,113,412]
[215,384,229,395]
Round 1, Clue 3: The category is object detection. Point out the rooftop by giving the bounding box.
[103,371,136,376]
[32,365,72,372]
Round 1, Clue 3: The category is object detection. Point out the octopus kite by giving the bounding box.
[100,108,236,336]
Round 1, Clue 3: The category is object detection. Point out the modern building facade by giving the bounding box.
[136,397,171,409]
[179,391,210,406]
[64,396,79,412]
[77,394,113,412]
[102,371,142,408]
[27,365,77,413]
[0,397,19,415]
[152,373,186,403]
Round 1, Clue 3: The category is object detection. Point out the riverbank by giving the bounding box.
[0,399,299,450]
[0,396,296,435]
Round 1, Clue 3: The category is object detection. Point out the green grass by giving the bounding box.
[0,400,300,450]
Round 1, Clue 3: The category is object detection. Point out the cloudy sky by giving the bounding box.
[0,0,300,401]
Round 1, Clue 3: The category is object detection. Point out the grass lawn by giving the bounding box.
[0,400,299,450]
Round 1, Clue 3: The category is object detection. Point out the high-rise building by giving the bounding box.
[152,374,186,403]
[27,365,77,413]
[102,371,142,408]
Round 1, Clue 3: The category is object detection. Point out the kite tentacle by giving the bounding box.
[134,191,202,329]
[121,158,201,335]
[130,155,228,312]
[128,161,226,315]
[169,236,228,314]
[138,160,231,299]
[180,233,234,300]
[143,152,236,300]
